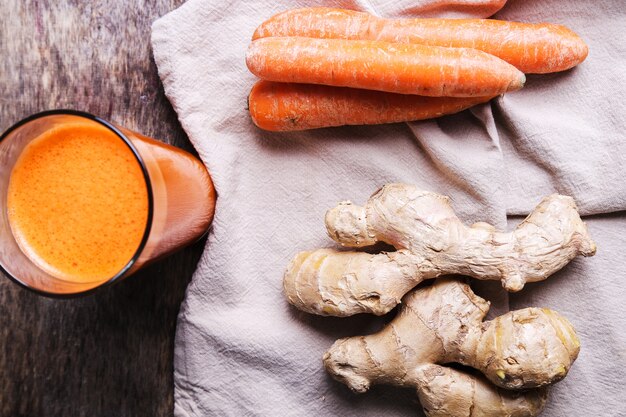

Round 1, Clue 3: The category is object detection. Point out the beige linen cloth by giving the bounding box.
[151,0,626,415]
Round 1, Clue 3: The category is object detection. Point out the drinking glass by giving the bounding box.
[0,110,216,296]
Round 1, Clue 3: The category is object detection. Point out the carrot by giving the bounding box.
[252,7,589,74]
[246,37,525,98]
[248,80,494,131]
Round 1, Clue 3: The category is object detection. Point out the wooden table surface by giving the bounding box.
[0,1,201,415]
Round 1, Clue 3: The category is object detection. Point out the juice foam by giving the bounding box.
[6,122,149,283]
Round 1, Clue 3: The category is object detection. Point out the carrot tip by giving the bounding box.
[508,73,526,92]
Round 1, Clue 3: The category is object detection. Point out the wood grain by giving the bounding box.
[0,1,202,416]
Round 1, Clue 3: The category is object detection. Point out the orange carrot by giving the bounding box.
[252,7,589,74]
[246,37,525,98]
[248,80,494,131]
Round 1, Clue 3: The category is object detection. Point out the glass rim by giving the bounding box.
[0,109,155,298]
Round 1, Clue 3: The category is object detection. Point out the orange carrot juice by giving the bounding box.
[7,122,149,282]
[2,113,215,294]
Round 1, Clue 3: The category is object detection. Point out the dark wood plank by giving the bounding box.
[0,1,200,416]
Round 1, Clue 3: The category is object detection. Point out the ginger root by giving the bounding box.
[413,364,547,417]
[284,183,595,316]
[323,278,580,416]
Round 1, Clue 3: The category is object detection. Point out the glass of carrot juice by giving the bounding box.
[0,110,216,296]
